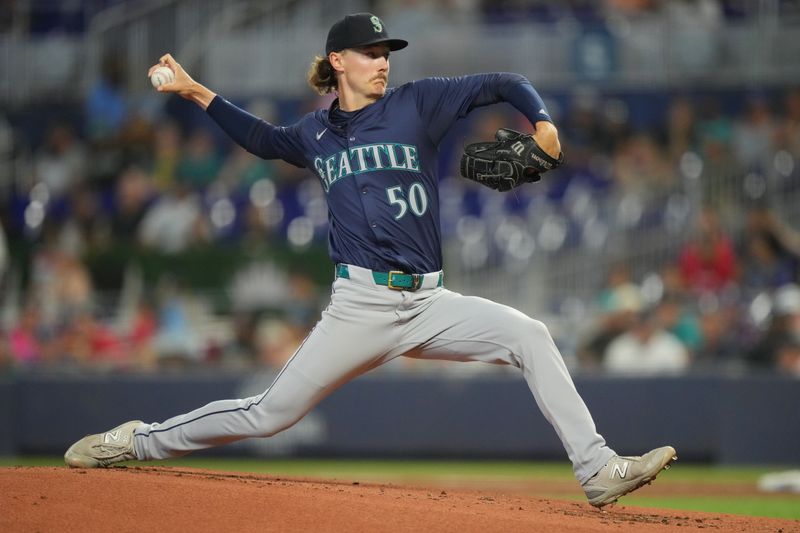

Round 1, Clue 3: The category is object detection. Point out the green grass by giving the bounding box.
[617,496,800,520]
[3,457,799,520]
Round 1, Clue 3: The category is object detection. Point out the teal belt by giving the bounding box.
[336,264,443,291]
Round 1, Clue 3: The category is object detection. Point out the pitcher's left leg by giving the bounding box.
[404,290,614,483]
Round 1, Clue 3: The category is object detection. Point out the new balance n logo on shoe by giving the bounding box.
[611,461,629,479]
[104,430,122,444]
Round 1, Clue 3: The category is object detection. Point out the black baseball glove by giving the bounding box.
[459,128,564,192]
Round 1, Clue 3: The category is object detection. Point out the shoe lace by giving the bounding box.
[92,442,131,456]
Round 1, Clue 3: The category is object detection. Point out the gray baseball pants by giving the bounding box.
[133,264,615,483]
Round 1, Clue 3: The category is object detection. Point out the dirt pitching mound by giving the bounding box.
[1,467,797,532]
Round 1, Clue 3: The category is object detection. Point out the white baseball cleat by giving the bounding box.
[64,420,143,468]
[582,445,677,508]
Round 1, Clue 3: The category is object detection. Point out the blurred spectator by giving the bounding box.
[678,206,739,295]
[153,277,204,367]
[31,123,87,199]
[603,305,690,375]
[694,305,741,368]
[731,96,776,171]
[59,310,125,368]
[240,203,274,251]
[612,132,673,196]
[110,165,155,245]
[745,204,800,271]
[285,272,322,332]
[57,184,110,257]
[562,89,607,166]
[118,112,156,168]
[150,121,182,191]
[775,87,800,157]
[740,230,796,296]
[8,303,44,367]
[217,146,277,194]
[775,337,800,377]
[255,317,304,369]
[660,263,691,301]
[0,336,8,373]
[0,219,7,283]
[85,52,129,141]
[124,298,158,371]
[138,181,209,254]
[176,129,223,190]
[29,230,94,330]
[600,99,633,154]
[577,263,643,370]
[0,113,12,185]
[663,96,699,165]
[652,293,702,354]
[746,283,800,369]
[223,311,259,367]
[695,98,742,220]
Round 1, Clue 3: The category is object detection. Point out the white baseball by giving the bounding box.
[150,66,175,88]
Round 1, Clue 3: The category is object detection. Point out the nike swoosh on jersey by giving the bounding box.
[316,128,328,141]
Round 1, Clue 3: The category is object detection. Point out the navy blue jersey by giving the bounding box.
[207,73,551,273]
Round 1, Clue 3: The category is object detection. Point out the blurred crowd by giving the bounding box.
[1,1,800,378]
[578,205,800,377]
[2,78,800,378]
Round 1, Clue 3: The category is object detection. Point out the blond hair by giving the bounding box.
[307,55,337,95]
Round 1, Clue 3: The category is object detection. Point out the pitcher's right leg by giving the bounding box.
[67,354,335,465]
[129,279,403,461]
[133,356,332,460]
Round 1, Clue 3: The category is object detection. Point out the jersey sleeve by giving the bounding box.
[206,96,306,168]
[411,73,552,144]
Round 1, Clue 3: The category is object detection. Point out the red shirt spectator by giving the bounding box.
[678,207,739,293]
[8,306,43,365]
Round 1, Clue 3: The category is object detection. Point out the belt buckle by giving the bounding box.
[387,271,405,290]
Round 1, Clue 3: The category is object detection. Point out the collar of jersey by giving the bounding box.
[321,89,396,135]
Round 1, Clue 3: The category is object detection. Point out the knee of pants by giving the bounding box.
[514,318,560,359]
[516,317,552,343]
[248,394,309,438]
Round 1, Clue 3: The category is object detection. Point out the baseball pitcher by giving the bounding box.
[65,13,676,508]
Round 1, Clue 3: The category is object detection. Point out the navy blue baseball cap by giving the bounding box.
[325,13,408,55]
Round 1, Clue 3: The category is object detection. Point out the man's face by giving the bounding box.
[334,43,390,100]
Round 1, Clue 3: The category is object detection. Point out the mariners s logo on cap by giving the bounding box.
[325,12,408,55]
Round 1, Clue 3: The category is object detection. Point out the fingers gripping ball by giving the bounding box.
[460,128,564,192]
[150,66,175,89]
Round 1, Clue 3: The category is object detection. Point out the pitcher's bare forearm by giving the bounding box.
[181,82,217,110]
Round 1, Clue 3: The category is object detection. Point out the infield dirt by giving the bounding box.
[2,466,798,532]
